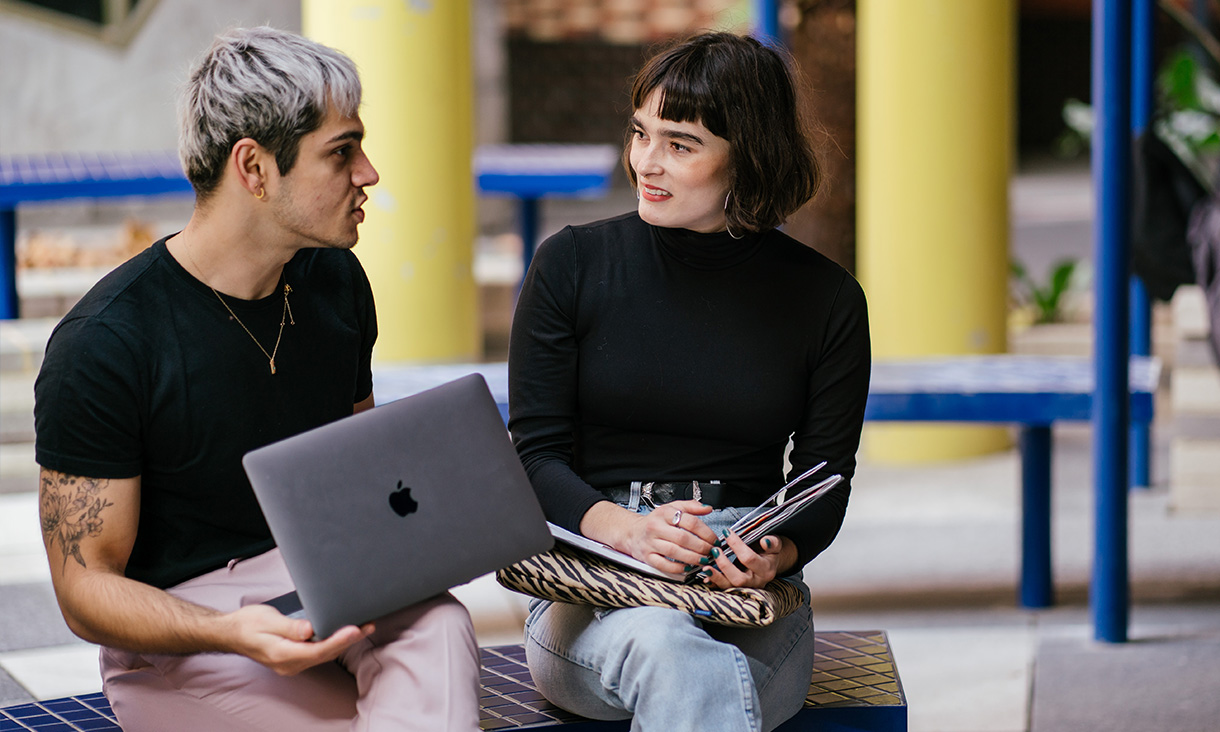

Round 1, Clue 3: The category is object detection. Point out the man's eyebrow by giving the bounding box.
[326,129,364,145]
[629,116,705,146]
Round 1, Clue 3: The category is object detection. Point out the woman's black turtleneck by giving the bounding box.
[508,211,871,569]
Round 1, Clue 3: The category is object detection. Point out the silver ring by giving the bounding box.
[671,509,683,526]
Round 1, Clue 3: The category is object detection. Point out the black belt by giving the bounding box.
[601,480,756,509]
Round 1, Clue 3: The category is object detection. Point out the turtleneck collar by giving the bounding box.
[651,224,764,270]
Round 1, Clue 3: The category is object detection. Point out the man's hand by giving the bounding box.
[225,604,374,676]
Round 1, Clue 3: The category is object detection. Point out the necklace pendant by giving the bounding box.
[270,359,276,375]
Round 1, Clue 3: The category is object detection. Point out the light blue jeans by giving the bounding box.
[523,507,816,732]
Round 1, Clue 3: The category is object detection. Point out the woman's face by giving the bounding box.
[628,90,733,233]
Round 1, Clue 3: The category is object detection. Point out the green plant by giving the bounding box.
[1153,46,1220,191]
[1056,0,1220,191]
[1010,258,1078,324]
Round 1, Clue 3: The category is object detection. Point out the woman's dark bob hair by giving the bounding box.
[626,32,821,234]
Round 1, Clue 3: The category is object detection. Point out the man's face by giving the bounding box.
[269,105,379,249]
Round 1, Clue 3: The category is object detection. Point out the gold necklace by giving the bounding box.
[209,283,294,375]
[184,238,295,375]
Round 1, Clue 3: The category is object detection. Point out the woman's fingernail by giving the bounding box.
[710,547,720,558]
[699,556,711,565]
[762,538,773,550]
[683,564,695,572]
[721,529,730,537]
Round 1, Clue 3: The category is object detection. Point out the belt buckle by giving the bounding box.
[642,481,702,506]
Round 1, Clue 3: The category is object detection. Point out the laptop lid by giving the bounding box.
[242,373,552,638]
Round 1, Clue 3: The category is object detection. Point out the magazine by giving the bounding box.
[547,463,842,584]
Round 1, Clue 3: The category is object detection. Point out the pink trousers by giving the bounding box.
[100,549,481,732]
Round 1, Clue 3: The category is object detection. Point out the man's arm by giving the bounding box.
[39,468,371,675]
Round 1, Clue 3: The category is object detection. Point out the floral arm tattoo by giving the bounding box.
[40,472,115,570]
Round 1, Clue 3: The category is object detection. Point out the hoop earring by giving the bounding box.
[724,190,743,240]
[255,187,265,200]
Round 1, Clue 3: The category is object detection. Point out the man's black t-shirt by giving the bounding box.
[34,236,377,589]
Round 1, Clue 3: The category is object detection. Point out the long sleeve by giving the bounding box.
[783,273,871,568]
[509,228,608,531]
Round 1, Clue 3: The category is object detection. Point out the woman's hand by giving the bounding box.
[581,500,719,576]
[701,531,797,589]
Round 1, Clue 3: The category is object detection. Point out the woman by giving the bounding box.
[508,32,870,732]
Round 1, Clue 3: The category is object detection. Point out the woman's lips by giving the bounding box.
[640,185,671,203]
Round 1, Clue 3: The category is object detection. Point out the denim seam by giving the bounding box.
[730,646,762,732]
[752,605,812,696]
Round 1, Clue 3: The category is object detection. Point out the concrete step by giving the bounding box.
[1,373,34,445]
[0,318,54,375]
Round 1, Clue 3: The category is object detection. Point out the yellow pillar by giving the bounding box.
[858,0,1015,463]
[304,0,479,363]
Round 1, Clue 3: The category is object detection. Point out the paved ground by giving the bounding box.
[2,160,1218,730]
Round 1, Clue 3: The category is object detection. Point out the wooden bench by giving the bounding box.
[0,631,906,731]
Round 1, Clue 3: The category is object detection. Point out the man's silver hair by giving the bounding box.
[178,26,361,198]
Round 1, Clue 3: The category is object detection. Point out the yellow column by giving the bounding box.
[858,0,1015,462]
[304,0,479,363]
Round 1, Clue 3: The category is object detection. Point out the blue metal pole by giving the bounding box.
[0,209,17,319]
[752,0,781,45]
[1019,426,1054,608]
[519,197,539,284]
[1091,0,1132,643]
[1129,0,1154,490]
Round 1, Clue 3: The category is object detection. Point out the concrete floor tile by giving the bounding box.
[0,493,50,585]
[0,644,101,701]
[0,666,33,707]
[0,583,75,653]
[885,626,1033,732]
[1031,634,1220,732]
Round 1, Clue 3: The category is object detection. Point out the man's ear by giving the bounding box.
[230,138,274,198]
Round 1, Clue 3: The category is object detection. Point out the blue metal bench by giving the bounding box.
[0,151,194,318]
[373,354,1159,613]
[0,632,905,731]
[0,146,619,319]
[474,144,618,279]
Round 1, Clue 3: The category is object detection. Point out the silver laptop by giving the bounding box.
[242,373,552,639]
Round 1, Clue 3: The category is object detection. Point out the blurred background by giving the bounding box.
[2,2,1219,731]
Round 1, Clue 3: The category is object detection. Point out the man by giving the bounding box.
[33,27,480,731]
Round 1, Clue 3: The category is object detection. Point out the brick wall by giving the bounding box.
[503,0,741,144]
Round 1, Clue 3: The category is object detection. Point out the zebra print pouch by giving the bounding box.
[495,542,805,627]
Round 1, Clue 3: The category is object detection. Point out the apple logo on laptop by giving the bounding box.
[388,481,419,517]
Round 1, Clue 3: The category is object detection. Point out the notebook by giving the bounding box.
[548,463,842,584]
[242,373,552,639]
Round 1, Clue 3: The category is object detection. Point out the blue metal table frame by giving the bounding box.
[373,354,1159,613]
[0,151,194,319]
[474,144,619,277]
[0,145,620,319]
[866,355,1159,610]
